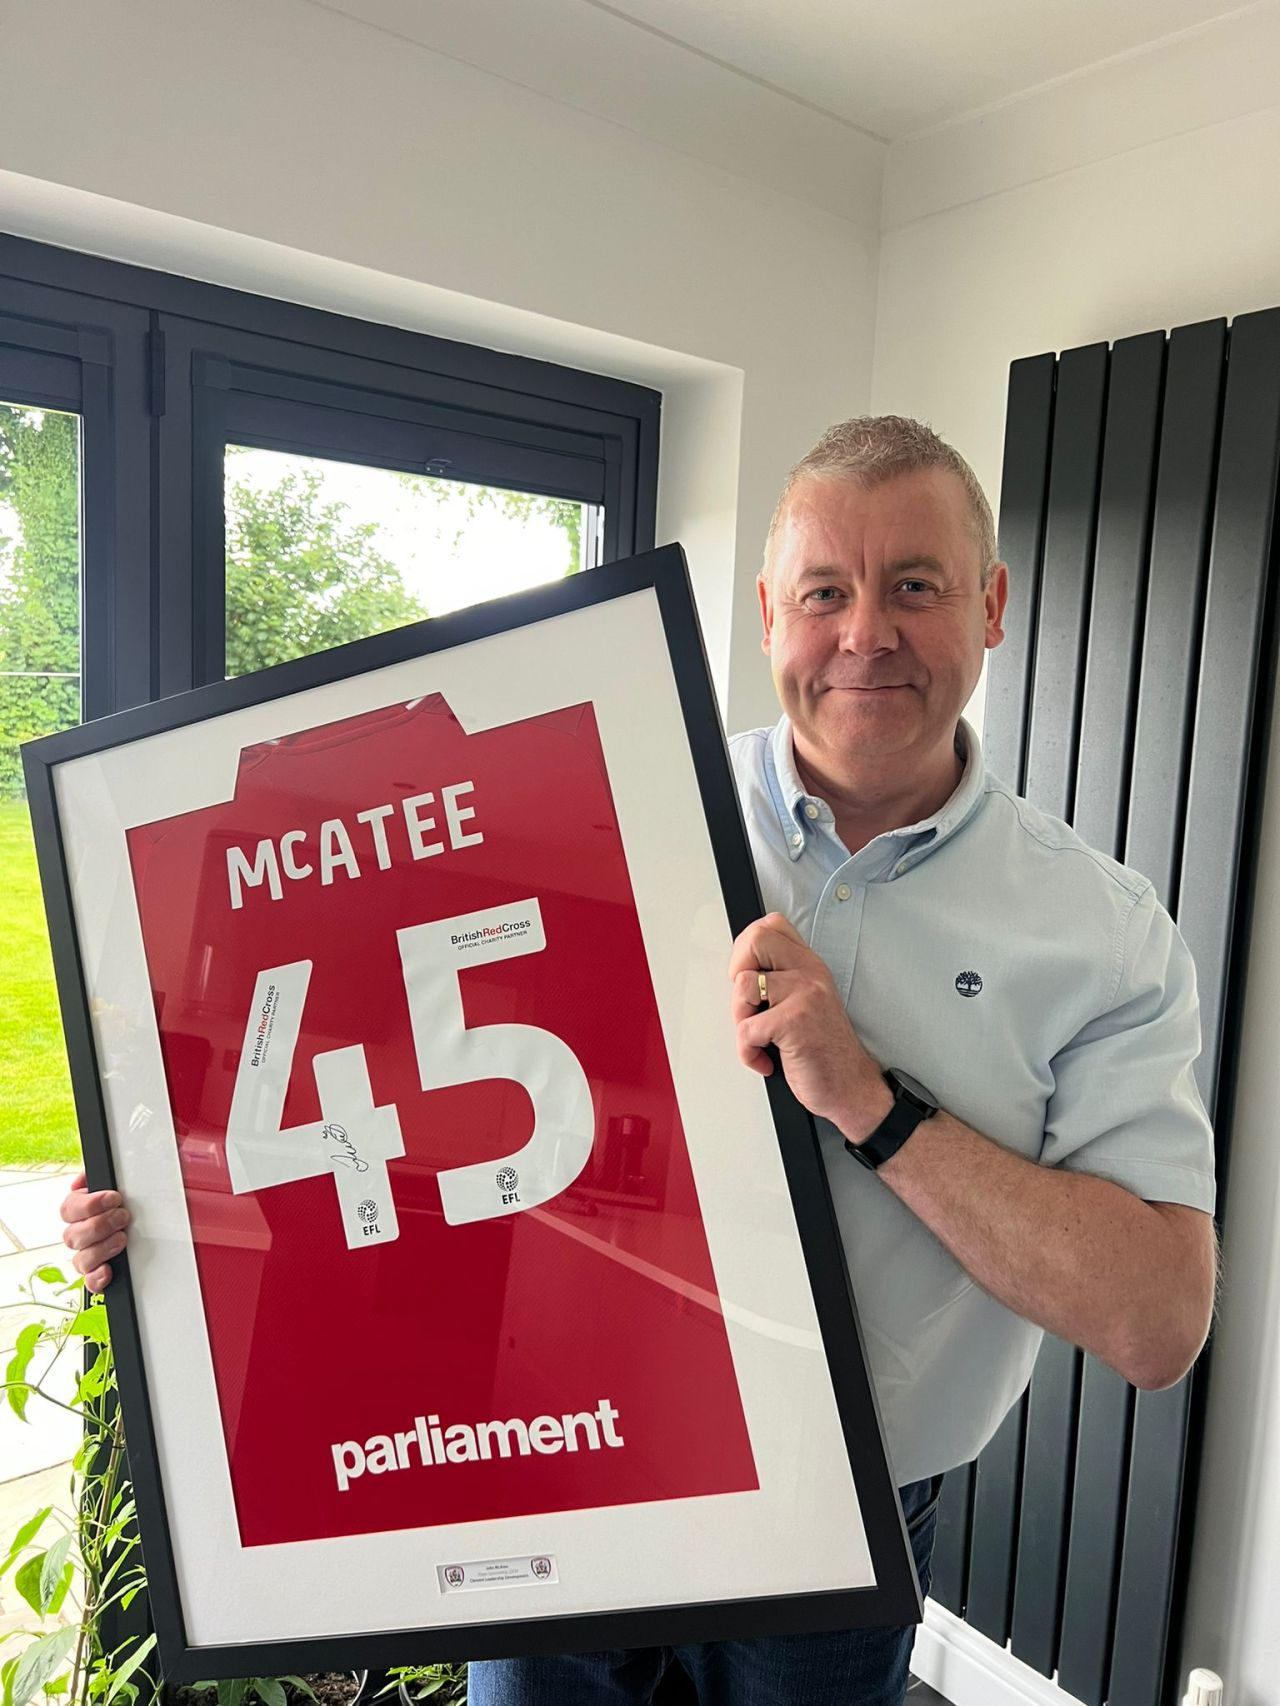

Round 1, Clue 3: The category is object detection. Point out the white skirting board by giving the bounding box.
[911,1600,1089,1706]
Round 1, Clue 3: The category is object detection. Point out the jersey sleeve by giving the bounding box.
[1040,880,1216,1212]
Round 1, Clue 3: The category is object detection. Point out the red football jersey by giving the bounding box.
[126,695,757,1546]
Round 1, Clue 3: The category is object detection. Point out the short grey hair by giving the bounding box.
[764,415,998,586]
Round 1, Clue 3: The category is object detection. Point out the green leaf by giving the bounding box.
[44,1564,73,1619]
[104,1633,156,1705]
[9,1628,76,1706]
[278,1681,314,1703]
[215,1677,247,1706]
[31,1267,67,1287]
[42,1678,68,1698]
[68,1307,108,1344]
[74,1350,110,1406]
[14,1556,44,1616]
[4,1323,45,1420]
[38,1535,72,1614]
[253,1680,285,1706]
[0,1508,51,1580]
[3,1655,19,1706]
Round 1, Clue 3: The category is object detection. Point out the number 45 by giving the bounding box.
[224,899,595,1249]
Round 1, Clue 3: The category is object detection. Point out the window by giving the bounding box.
[0,234,659,1166]
[1,399,81,1165]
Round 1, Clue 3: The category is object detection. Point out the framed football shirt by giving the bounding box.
[25,546,918,1676]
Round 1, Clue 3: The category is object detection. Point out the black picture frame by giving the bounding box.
[24,544,919,1678]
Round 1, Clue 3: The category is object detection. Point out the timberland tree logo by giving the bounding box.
[955,970,983,998]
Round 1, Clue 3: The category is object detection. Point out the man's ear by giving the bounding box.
[758,571,773,655]
[984,562,1009,650]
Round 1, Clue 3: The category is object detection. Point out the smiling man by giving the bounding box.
[63,418,1217,1706]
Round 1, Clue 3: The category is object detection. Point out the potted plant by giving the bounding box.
[379,1667,466,1706]
[175,1675,368,1706]
[1,1264,158,1706]
[1,1265,367,1706]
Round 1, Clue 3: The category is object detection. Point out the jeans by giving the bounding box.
[468,1474,943,1706]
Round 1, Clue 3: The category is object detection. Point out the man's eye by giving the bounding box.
[897,580,934,595]
[805,586,842,605]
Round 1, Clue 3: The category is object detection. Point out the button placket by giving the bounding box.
[813,867,864,1006]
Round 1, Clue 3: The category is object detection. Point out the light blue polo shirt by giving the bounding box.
[729,716,1216,1484]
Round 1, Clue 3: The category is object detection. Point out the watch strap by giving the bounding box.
[845,1072,936,1171]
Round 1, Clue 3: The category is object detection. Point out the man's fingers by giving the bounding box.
[61,1187,123,1225]
[737,1007,779,1054]
[728,912,807,979]
[82,1263,114,1295]
[63,1206,129,1254]
[737,1040,773,1077]
[730,966,797,1023]
[758,911,805,945]
[68,1229,128,1276]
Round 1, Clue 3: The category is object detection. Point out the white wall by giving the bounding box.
[0,0,885,737]
[872,18,1280,1703]
[6,2,1278,1696]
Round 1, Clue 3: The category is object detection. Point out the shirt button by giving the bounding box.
[803,802,820,819]
[791,832,804,847]
[836,884,851,901]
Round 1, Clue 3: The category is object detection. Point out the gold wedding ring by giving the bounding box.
[757,970,769,1005]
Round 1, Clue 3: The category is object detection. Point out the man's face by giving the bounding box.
[759,470,1008,776]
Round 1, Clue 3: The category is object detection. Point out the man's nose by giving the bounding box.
[837,594,897,655]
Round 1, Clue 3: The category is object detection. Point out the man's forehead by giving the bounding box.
[783,468,966,530]
[773,471,974,570]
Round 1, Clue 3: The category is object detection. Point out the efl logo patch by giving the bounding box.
[955,970,983,998]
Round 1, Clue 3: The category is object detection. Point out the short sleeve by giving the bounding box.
[1040,881,1216,1212]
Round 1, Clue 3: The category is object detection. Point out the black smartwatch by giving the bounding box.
[845,1069,938,1171]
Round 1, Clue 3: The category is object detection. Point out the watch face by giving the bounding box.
[887,1069,938,1113]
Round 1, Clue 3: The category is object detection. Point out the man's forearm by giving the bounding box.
[857,1105,1214,1390]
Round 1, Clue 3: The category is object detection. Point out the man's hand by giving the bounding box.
[60,1171,130,1294]
[729,912,891,1138]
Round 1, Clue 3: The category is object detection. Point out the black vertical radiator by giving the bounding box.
[927,308,1280,1706]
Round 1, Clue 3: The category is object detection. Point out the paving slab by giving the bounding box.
[0,1243,71,1308]
[0,1330,81,1481]
[1,1300,54,1355]
[0,1461,76,1642]
[0,1172,77,1252]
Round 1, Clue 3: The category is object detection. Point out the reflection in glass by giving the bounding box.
[124,691,750,1546]
[0,402,82,1165]
[224,446,598,676]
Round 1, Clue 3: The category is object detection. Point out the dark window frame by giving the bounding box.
[0,232,660,702]
[0,279,152,719]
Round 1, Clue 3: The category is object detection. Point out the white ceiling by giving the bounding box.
[309,0,1274,220]
[588,0,1260,138]
[322,0,1263,141]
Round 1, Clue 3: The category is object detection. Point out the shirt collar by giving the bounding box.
[764,715,987,866]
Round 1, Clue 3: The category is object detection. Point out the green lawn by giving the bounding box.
[1,797,80,1166]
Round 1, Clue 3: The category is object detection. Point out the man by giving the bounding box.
[61,417,1218,1706]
